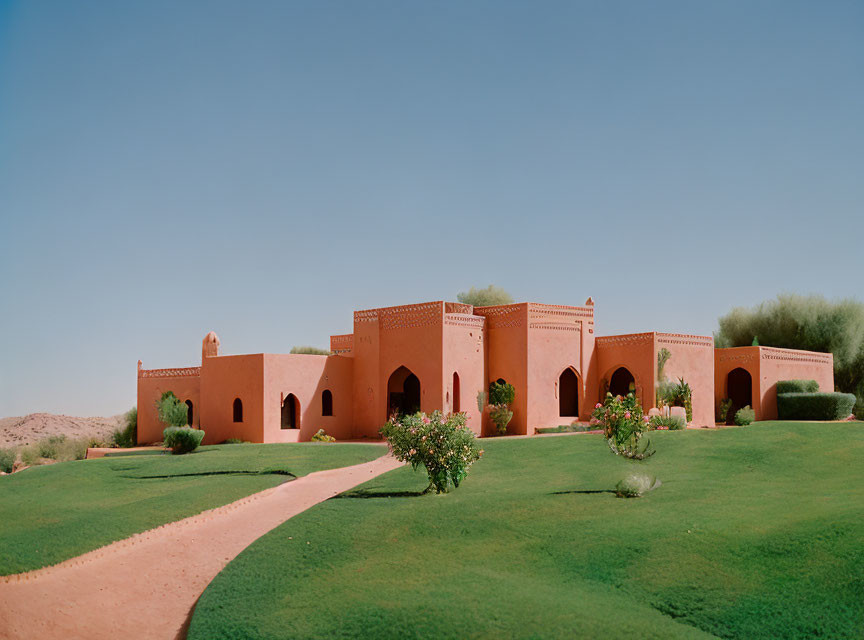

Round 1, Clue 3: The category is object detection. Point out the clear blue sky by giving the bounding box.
[1,0,862,417]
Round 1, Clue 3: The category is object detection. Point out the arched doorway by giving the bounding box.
[281,394,299,429]
[185,400,193,426]
[233,398,243,423]
[727,368,753,422]
[609,367,635,398]
[387,366,421,417]
[559,368,580,417]
[452,372,461,413]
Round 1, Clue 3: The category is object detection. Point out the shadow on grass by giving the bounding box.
[121,470,297,480]
[332,488,429,499]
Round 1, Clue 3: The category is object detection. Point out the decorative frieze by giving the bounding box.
[596,333,653,346]
[657,333,714,348]
[445,314,485,329]
[528,322,582,332]
[760,348,832,365]
[139,366,201,379]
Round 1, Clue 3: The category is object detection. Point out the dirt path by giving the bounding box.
[0,454,402,640]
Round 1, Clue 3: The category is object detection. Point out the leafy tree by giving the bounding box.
[290,346,331,355]
[457,285,514,307]
[716,294,864,398]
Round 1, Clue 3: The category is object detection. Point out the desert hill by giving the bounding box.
[0,413,125,449]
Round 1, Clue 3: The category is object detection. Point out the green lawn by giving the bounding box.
[0,442,385,575]
[188,422,864,640]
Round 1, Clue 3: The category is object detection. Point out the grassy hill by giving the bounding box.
[0,442,385,575]
[188,422,864,640]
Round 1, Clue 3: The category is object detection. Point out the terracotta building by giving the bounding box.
[136,299,835,444]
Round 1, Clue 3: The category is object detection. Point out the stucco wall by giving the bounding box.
[199,354,265,444]
[525,304,592,431]
[442,313,486,435]
[136,368,200,444]
[595,333,656,412]
[476,304,529,435]
[655,334,715,427]
[262,353,354,442]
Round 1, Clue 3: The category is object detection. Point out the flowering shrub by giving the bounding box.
[591,393,655,459]
[311,429,335,443]
[380,411,483,494]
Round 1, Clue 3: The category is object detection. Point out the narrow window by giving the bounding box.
[233,398,243,423]
[322,389,333,416]
[185,400,194,426]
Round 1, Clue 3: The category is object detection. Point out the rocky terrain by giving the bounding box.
[0,413,125,449]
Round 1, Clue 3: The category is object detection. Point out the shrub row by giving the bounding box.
[776,379,819,394]
[777,392,856,421]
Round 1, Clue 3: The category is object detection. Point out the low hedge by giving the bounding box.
[163,426,206,454]
[776,379,819,394]
[777,392,856,421]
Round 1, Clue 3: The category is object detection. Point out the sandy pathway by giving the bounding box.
[0,453,402,640]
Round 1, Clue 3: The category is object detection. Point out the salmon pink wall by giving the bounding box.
[262,354,354,442]
[199,354,264,444]
[595,334,656,412]
[136,364,200,444]
[525,304,594,431]
[476,304,529,435]
[655,334,715,427]
[442,311,486,435]
[715,346,834,421]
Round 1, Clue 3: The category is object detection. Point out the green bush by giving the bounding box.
[20,446,40,467]
[488,381,515,406]
[112,407,138,447]
[380,411,483,494]
[648,415,686,430]
[717,398,733,423]
[157,392,188,427]
[855,398,864,420]
[56,438,89,461]
[163,426,205,454]
[777,379,819,394]
[734,406,755,426]
[0,448,15,473]
[777,392,856,421]
[615,473,660,498]
[37,435,66,460]
[222,438,249,445]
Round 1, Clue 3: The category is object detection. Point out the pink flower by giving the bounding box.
[408,448,416,455]
[595,403,603,409]
[643,416,650,423]
[422,416,431,424]
[624,412,631,419]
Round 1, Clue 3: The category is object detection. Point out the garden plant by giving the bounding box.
[380,411,483,494]
[591,392,655,459]
[487,380,516,435]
